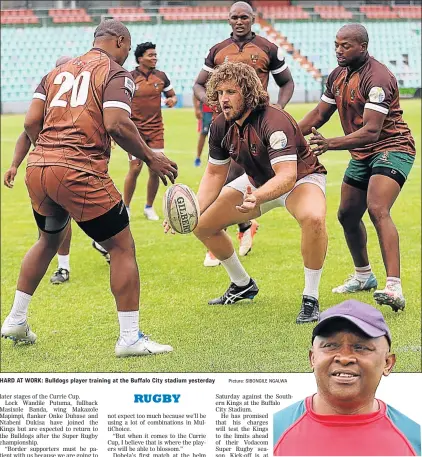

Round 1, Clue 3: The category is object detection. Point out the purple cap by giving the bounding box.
[312,300,392,346]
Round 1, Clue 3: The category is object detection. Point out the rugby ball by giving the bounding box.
[163,184,200,234]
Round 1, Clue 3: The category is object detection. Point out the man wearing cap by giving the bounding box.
[273,300,421,456]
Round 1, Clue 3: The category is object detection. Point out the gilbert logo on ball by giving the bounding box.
[163,184,200,234]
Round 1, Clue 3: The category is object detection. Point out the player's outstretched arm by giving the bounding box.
[193,70,210,105]
[309,109,385,155]
[273,68,295,109]
[197,162,230,214]
[24,99,45,146]
[4,131,32,188]
[298,100,337,136]
[104,107,178,185]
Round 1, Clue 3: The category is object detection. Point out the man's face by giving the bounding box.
[217,81,246,122]
[310,330,395,407]
[139,49,157,69]
[335,31,367,67]
[117,35,131,66]
[228,5,254,38]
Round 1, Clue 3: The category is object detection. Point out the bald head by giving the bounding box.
[94,19,130,41]
[92,20,131,66]
[55,55,72,67]
[337,23,369,45]
[229,1,254,15]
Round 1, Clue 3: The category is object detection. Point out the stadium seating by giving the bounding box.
[1,20,420,103]
[158,6,228,21]
[48,8,92,23]
[0,9,38,24]
[107,7,151,22]
[391,5,422,19]
[314,6,353,20]
[257,6,309,20]
[359,5,398,19]
[273,20,421,89]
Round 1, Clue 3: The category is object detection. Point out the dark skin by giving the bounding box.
[193,2,294,109]
[310,326,395,415]
[298,27,403,278]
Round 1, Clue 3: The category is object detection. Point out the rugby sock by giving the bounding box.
[118,311,140,345]
[386,276,402,291]
[57,254,70,271]
[355,265,372,281]
[303,267,322,300]
[9,291,32,323]
[221,252,250,287]
[145,205,152,209]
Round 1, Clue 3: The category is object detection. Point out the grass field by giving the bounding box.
[1,101,420,373]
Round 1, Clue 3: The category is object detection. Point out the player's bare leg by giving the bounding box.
[367,174,404,311]
[123,159,143,216]
[286,183,327,323]
[194,187,260,304]
[2,224,69,343]
[100,225,172,356]
[333,182,378,295]
[144,167,160,220]
[195,133,207,166]
[51,222,72,284]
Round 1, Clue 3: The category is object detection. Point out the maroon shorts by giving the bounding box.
[25,165,122,222]
[128,128,164,160]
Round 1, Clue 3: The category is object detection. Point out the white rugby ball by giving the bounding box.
[163,184,200,234]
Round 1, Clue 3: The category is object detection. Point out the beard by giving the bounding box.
[223,100,247,121]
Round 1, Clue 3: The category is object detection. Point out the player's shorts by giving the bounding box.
[226,172,326,215]
[128,129,164,160]
[25,165,128,242]
[344,151,414,190]
[198,112,213,135]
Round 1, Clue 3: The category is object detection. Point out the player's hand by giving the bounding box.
[162,219,175,235]
[195,109,203,120]
[148,152,178,185]
[236,185,257,213]
[4,166,17,188]
[165,97,177,108]
[309,127,329,156]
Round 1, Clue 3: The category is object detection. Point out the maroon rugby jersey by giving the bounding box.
[203,33,287,91]
[322,56,415,159]
[29,48,135,178]
[209,105,326,188]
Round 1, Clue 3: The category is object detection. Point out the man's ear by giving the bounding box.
[117,36,124,48]
[309,349,315,371]
[383,353,396,377]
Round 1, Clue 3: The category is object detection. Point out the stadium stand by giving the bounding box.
[107,7,151,22]
[0,3,420,104]
[0,9,38,24]
[48,8,92,23]
[257,5,310,20]
[314,5,354,20]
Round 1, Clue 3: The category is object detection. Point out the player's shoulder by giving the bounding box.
[385,402,421,455]
[253,33,276,50]
[273,399,307,446]
[209,37,233,53]
[211,112,226,130]
[153,69,169,80]
[365,56,396,80]
[327,65,345,81]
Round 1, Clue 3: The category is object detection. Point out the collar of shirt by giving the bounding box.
[306,395,385,426]
[230,31,256,45]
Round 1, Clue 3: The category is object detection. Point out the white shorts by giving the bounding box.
[226,173,326,215]
[129,148,164,161]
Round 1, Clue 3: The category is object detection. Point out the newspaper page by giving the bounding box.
[1,372,421,456]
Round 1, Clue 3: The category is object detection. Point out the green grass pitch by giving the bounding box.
[1,101,420,373]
